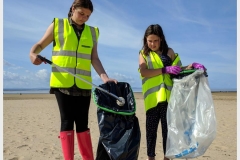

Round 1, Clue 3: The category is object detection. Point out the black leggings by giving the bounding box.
[54,90,91,132]
[146,102,168,157]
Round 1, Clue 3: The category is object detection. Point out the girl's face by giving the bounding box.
[72,7,92,25]
[146,34,161,52]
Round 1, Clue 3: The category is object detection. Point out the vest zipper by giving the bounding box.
[75,39,80,85]
[74,27,82,85]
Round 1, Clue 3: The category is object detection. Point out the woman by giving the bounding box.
[29,0,117,160]
[138,24,205,160]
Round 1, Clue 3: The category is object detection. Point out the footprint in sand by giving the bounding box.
[4,149,13,155]
[17,144,28,148]
[9,156,25,160]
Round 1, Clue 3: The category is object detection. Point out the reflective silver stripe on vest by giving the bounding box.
[142,77,148,85]
[58,19,64,48]
[52,51,75,57]
[76,69,91,77]
[146,56,153,69]
[77,53,91,60]
[52,67,91,77]
[89,26,97,45]
[165,83,172,91]
[177,60,182,66]
[144,83,172,99]
[141,55,154,84]
[52,67,75,74]
[142,77,172,90]
[52,51,91,60]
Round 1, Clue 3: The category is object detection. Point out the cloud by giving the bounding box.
[3,59,23,69]
[3,60,14,67]
[3,67,50,89]
[35,69,49,81]
[3,71,34,88]
[3,71,19,80]
[112,72,135,83]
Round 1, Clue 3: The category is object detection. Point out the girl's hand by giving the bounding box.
[104,78,118,84]
[192,62,206,71]
[30,54,43,65]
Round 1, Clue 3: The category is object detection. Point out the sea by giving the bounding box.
[2,87,237,94]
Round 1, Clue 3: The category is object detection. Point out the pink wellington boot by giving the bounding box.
[76,129,94,160]
[59,130,74,160]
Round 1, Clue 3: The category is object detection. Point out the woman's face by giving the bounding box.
[146,34,161,52]
[72,7,92,25]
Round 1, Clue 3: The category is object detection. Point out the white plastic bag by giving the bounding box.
[165,70,217,159]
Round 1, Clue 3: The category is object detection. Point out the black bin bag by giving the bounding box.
[92,82,141,160]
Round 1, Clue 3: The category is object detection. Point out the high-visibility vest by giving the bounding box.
[50,18,99,89]
[140,50,182,111]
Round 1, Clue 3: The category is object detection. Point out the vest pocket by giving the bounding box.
[81,45,91,48]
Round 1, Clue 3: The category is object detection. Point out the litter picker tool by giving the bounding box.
[37,55,125,106]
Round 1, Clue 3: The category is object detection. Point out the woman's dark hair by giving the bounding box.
[68,0,93,18]
[142,24,169,56]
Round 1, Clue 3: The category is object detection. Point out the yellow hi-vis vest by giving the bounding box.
[140,50,182,112]
[50,18,99,89]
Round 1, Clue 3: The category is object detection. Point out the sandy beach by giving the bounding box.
[3,92,237,160]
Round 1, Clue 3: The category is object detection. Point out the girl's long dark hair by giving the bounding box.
[68,0,93,18]
[142,24,169,56]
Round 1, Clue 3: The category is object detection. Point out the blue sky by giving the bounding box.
[3,0,237,90]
